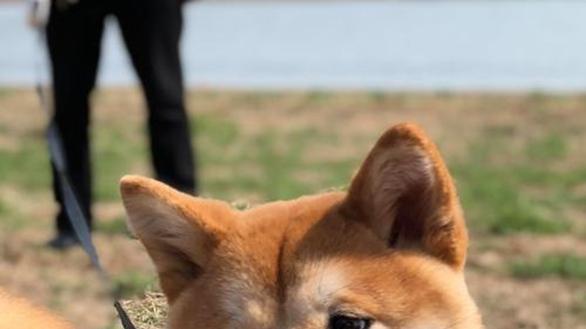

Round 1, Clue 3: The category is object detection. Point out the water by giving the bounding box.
[1,1,586,90]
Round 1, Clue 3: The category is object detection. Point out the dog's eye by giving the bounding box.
[329,314,372,329]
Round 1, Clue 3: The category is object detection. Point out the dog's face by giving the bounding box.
[121,123,483,329]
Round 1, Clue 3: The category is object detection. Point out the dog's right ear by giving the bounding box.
[120,175,234,303]
[342,123,468,270]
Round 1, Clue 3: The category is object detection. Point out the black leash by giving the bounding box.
[33,23,138,329]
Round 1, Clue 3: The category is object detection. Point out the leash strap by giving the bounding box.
[33,21,138,329]
[47,120,105,273]
[114,301,138,329]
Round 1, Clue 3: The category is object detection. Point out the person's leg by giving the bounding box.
[46,0,106,247]
[114,0,197,194]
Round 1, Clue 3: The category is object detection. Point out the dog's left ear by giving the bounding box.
[120,175,234,302]
[343,123,468,270]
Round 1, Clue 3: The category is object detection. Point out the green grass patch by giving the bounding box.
[509,254,586,280]
[94,126,148,201]
[113,271,157,298]
[193,114,240,148]
[526,133,567,162]
[200,128,313,200]
[0,197,27,230]
[0,92,582,238]
[95,217,129,235]
[0,88,12,99]
[455,164,569,234]
[451,128,574,235]
[195,114,353,201]
[368,90,387,103]
[306,91,333,104]
[453,165,569,235]
[0,141,51,191]
[571,293,586,320]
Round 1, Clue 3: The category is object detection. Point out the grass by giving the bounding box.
[121,292,167,329]
[193,114,240,148]
[526,133,568,162]
[0,88,12,99]
[196,114,352,201]
[0,198,26,230]
[94,125,149,201]
[0,141,51,191]
[447,132,572,234]
[454,162,570,234]
[0,92,582,235]
[95,217,129,236]
[510,254,586,280]
[113,271,157,298]
[571,293,586,321]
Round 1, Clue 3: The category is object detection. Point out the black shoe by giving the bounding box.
[47,233,79,250]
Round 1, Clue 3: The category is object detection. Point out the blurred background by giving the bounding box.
[0,1,585,328]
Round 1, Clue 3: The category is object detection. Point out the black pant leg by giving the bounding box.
[46,1,106,234]
[114,0,197,194]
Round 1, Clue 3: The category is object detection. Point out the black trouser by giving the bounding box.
[46,0,196,235]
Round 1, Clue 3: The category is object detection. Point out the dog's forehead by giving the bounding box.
[199,193,346,328]
[219,191,347,279]
[240,192,347,225]
[232,192,348,257]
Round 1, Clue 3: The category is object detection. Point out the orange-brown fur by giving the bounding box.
[120,123,484,329]
[0,288,74,329]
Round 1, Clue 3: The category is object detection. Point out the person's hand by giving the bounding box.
[27,0,51,29]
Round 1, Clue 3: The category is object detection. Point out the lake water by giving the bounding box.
[1,1,586,91]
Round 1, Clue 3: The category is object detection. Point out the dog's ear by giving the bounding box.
[120,175,234,302]
[343,123,468,270]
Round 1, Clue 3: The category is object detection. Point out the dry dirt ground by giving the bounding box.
[0,88,585,329]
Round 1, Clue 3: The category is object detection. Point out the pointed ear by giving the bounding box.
[120,175,234,302]
[343,123,468,270]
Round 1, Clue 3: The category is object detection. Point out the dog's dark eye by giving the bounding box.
[329,314,372,329]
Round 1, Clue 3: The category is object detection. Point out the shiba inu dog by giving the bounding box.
[121,123,484,329]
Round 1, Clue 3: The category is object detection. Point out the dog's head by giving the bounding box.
[121,123,483,329]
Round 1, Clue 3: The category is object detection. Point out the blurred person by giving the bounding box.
[33,0,197,249]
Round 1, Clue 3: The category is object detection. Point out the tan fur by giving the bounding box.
[0,288,74,329]
[121,123,484,329]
